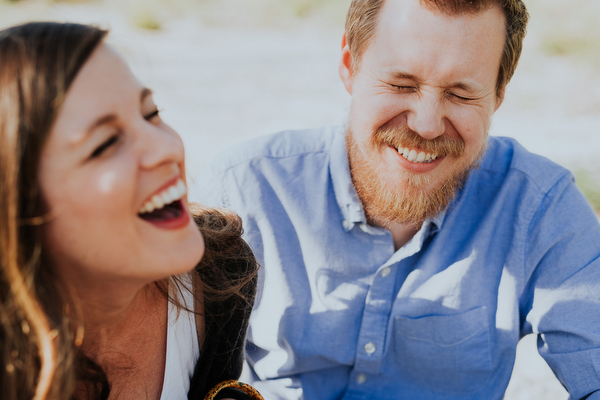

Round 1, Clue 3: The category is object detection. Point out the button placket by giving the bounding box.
[354,259,398,373]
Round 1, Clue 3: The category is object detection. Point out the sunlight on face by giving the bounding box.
[341,0,506,224]
[38,44,204,290]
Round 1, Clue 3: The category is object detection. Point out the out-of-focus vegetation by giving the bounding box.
[179,0,351,27]
[0,0,352,30]
[527,0,600,67]
[0,0,77,2]
[2,0,599,63]
[574,169,600,216]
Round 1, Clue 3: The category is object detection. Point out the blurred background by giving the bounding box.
[1,0,598,398]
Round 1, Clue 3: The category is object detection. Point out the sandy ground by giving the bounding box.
[2,1,599,398]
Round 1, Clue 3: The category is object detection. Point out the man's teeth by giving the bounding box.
[139,178,187,214]
[398,147,437,163]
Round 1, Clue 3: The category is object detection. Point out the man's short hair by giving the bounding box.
[345,0,529,98]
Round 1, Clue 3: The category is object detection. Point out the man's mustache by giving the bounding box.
[374,125,464,158]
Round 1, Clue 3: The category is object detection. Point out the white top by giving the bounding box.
[159,275,200,400]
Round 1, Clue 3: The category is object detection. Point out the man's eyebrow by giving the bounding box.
[447,81,480,93]
[388,71,420,82]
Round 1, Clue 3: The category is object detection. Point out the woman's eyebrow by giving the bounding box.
[70,114,117,146]
[140,87,153,103]
[72,87,153,146]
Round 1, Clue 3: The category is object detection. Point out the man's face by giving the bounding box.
[339,0,506,226]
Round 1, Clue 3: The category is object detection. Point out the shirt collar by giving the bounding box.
[330,127,367,229]
[429,209,446,234]
[329,126,448,235]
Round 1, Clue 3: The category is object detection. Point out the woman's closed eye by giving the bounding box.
[144,108,161,124]
[90,134,120,158]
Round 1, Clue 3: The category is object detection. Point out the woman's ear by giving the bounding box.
[339,33,355,95]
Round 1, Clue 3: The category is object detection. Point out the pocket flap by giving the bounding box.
[395,306,488,347]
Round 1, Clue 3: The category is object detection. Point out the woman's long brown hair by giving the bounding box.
[187,203,259,399]
[0,22,108,399]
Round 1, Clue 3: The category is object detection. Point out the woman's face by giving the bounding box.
[38,44,204,288]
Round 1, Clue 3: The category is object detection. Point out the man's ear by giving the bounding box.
[339,33,355,95]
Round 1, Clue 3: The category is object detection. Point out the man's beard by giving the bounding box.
[346,123,485,228]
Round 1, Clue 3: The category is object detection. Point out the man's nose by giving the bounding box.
[138,123,185,170]
[406,93,446,140]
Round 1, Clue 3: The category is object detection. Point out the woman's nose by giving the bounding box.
[138,121,185,170]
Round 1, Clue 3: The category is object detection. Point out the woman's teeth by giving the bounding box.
[139,178,186,214]
[397,147,437,163]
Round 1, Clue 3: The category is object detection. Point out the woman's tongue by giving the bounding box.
[139,201,183,221]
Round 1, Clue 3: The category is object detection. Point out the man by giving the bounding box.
[196,0,600,398]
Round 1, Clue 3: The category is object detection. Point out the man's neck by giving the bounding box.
[371,217,420,251]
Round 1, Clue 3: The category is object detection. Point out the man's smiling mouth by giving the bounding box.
[397,146,438,163]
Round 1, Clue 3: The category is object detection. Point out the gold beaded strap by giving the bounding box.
[204,380,264,400]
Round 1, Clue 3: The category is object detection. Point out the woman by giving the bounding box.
[0,22,261,399]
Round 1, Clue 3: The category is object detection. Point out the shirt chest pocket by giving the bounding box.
[393,306,492,395]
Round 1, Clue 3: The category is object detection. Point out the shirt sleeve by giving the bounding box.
[522,172,600,400]
[189,161,229,209]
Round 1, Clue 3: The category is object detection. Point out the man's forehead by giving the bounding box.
[380,0,499,16]
[374,0,505,34]
[369,0,506,61]
[358,0,505,91]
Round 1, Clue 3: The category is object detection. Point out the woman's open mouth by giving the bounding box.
[138,178,190,228]
[139,199,184,221]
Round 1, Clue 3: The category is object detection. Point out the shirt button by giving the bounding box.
[380,267,391,277]
[356,374,367,384]
[364,342,376,354]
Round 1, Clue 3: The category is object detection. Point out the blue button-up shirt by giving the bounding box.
[192,126,600,400]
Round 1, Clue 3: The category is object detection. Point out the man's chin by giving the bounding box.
[356,162,476,226]
[346,123,485,227]
[363,183,452,227]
